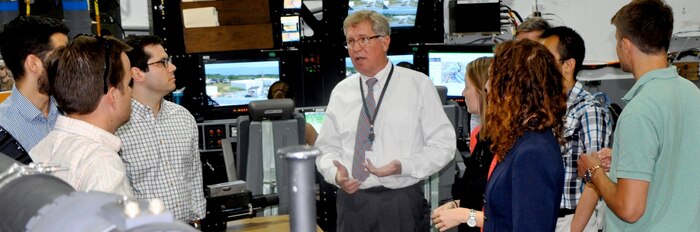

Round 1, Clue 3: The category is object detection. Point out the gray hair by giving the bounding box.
[516,17,550,34]
[343,10,391,36]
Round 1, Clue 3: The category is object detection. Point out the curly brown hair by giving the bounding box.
[482,40,566,160]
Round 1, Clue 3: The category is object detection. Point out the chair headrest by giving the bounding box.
[435,86,448,105]
[248,99,295,121]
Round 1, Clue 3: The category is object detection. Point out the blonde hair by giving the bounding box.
[466,56,492,121]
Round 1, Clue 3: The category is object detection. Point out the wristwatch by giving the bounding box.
[467,208,477,227]
[584,165,602,182]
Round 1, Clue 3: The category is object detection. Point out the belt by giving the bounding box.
[557,208,576,218]
[360,181,424,193]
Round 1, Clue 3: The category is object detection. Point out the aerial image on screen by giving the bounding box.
[304,111,326,132]
[346,54,413,77]
[428,52,492,96]
[348,0,418,27]
[204,60,280,106]
[284,0,302,9]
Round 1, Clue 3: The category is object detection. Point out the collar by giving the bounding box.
[566,81,586,108]
[360,60,392,89]
[130,98,172,119]
[55,115,122,152]
[10,85,60,122]
[622,66,677,103]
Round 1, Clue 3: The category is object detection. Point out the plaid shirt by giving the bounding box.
[560,82,613,209]
[116,99,206,222]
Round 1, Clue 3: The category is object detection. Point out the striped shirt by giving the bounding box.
[560,81,613,209]
[30,115,134,197]
[0,85,60,152]
[116,99,206,222]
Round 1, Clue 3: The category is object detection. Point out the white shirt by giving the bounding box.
[30,115,133,197]
[316,61,456,189]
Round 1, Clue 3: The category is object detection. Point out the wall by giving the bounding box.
[503,0,700,106]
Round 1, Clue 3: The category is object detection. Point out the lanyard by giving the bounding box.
[359,64,394,143]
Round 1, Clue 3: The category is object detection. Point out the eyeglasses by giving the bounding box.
[148,57,172,69]
[74,34,112,94]
[344,35,384,49]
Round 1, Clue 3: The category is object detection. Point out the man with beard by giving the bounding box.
[0,16,69,163]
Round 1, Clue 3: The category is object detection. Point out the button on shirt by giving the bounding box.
[316,61,456,189]
[116,99,206,222]
[0,85,59,152]
[30,115,133,197]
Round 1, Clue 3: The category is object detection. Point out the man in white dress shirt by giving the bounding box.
[315,10,456,231]
[30,35,134,197]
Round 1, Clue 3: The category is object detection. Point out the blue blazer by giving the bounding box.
[483,130,564,232]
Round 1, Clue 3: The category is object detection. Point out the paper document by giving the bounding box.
[182,7,219,28]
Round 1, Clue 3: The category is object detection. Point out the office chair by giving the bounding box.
[235,99,306,215]
[425,86,461,210]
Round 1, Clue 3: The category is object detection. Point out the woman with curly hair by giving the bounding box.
[481,39,566,231]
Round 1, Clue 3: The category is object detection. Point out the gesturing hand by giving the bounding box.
[333,160,361,194]
[365,159,402,177]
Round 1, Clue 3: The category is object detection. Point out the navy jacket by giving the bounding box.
[483,130,564,232]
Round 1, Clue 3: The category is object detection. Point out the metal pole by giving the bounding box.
[278,145,320,232]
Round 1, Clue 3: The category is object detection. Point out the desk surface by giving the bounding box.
[226,215,323,232]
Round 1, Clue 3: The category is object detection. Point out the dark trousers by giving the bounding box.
[336,182,430,232]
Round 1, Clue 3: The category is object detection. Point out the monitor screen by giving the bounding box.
[348,0,417,27]
[281,15,301,43]
[284,0,302,10]
[346,54,413,77]
[428,52,493,97]
[204,59,280,106]
[299,107,326,132]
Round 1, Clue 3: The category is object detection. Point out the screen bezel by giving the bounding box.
[280,15,301,43]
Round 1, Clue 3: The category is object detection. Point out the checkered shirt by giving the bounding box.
[560,82,613,209]
[116,99,206,222]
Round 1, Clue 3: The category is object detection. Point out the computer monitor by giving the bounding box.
[346,54,414,77]
[348,0,418,28]
[300,107,326,132]
[281,15,301,43]
[203,58,280,107]
[428,51,493,97]
[284,0,302,10]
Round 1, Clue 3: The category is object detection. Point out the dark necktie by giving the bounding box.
[352,78,378,181]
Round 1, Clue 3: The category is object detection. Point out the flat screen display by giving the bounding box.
[284,0,302,9]
[348,0,418,27]
[281,15,301,43]
[204,59,280,106]
[428,52,493,96]
[346,54,413,77]
[304,110,326,132]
